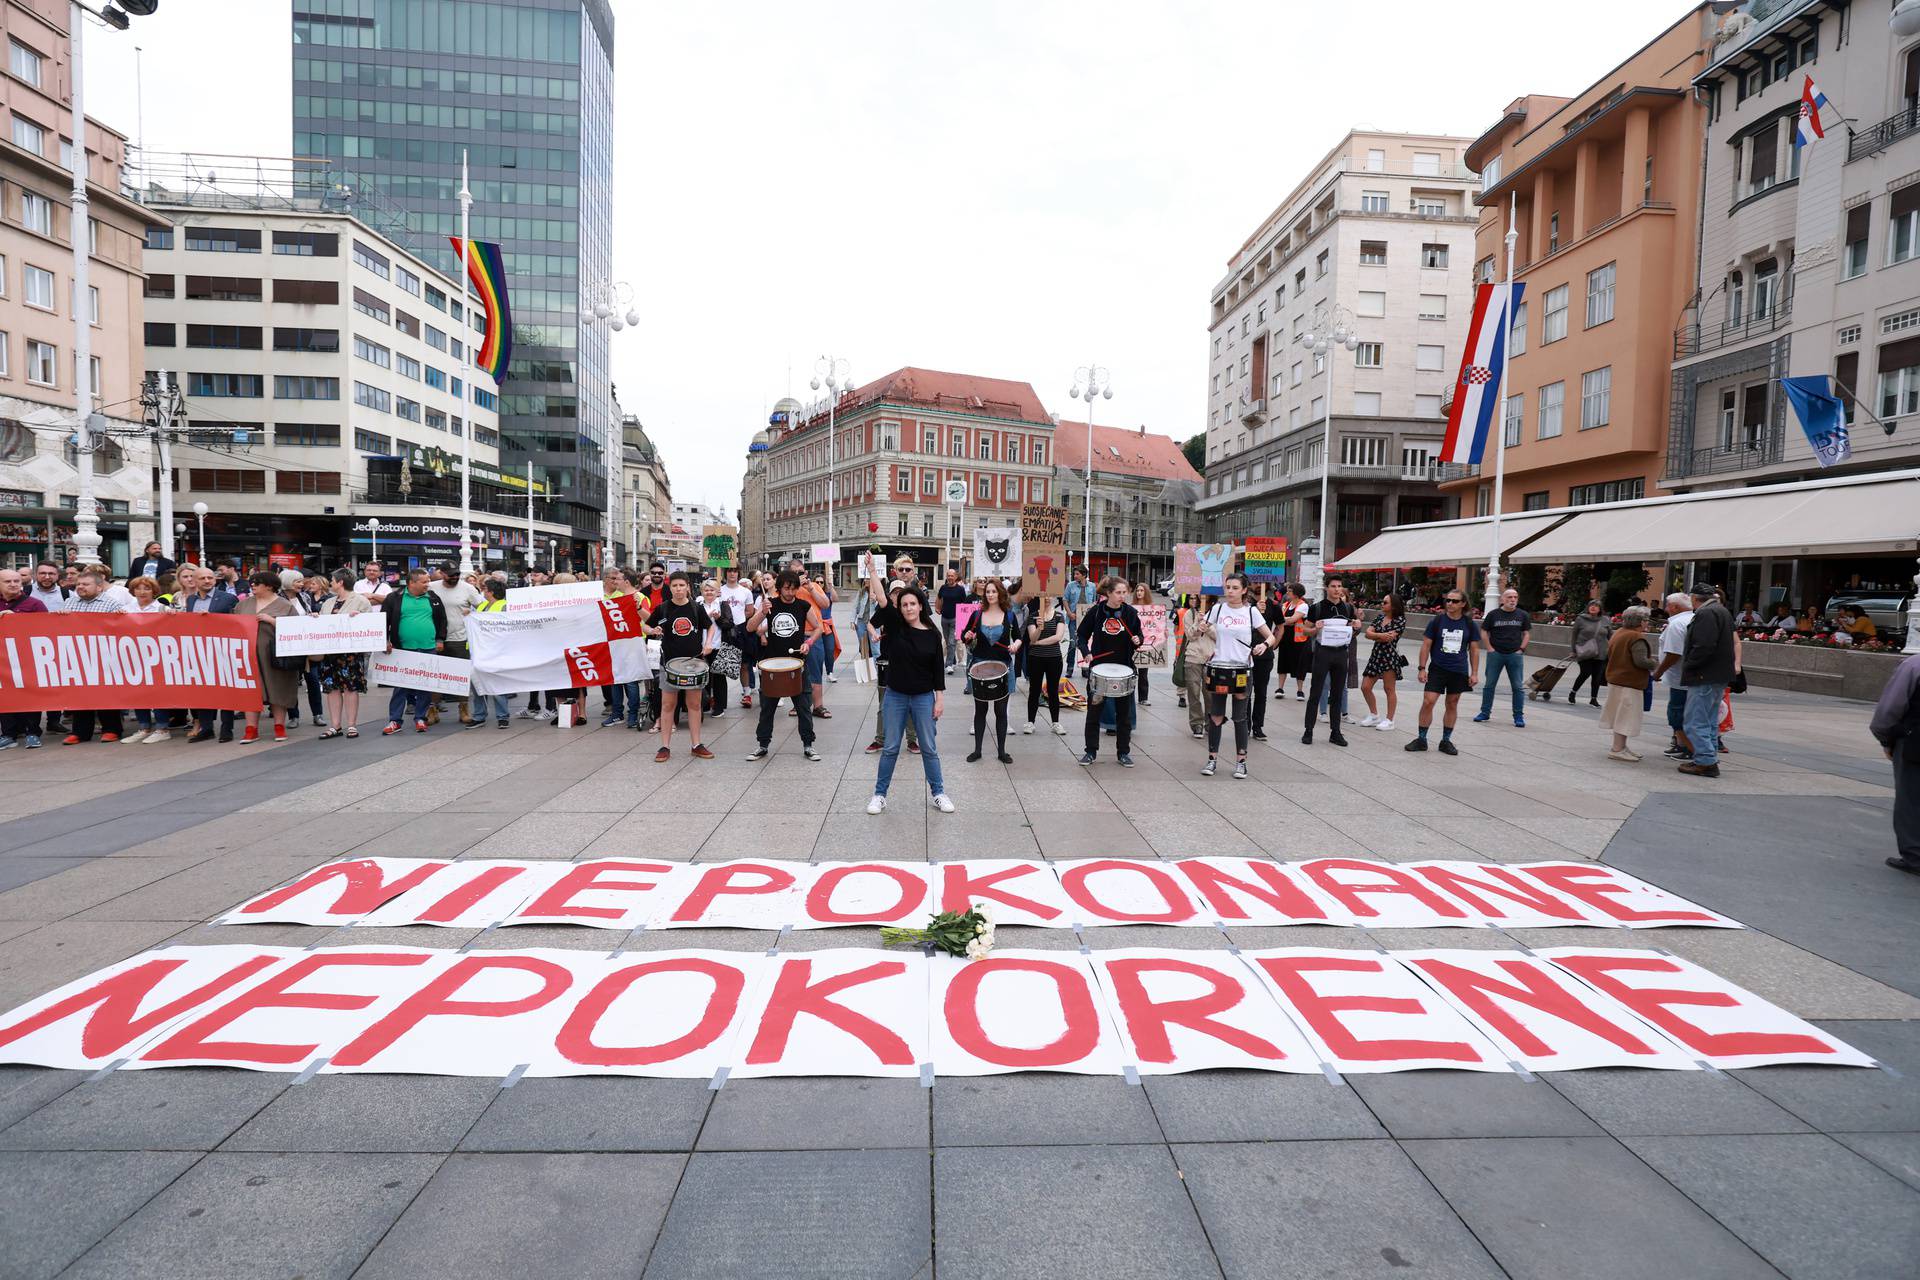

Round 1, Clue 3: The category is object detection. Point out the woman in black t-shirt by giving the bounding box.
[1024,594,1068,735]
[646,571,718,764]
[863,561,952,815]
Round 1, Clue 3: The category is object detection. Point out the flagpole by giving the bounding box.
[1482,193,1519,618]
[457,150,475,578]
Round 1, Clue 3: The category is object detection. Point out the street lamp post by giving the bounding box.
[1069,365,1113,573]
[811,356,852,580]
[191,502,207,566]
[581,278,639,572]
[366,517,380,569]
[1295,303,1364,598]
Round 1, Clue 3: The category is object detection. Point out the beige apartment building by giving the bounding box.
[0,0,153,573]
[1440,5,1714,518]
[1198,130,1479,562]
[619,409,671,566]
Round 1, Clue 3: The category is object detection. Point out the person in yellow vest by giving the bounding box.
[473,578,512,728]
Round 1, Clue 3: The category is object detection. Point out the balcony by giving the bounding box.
[1664,436,1785,482]
[1437,462,1482,483]
[1240,397,1268,425]
[1848,106,1920,163]
[1674,296,1792,360]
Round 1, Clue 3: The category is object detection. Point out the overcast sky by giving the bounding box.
[85,0,1698,514]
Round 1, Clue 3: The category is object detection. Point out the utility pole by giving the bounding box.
[143,369,183,559]
[67,1,99,564]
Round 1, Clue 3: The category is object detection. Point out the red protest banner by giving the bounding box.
[0,612,261,713]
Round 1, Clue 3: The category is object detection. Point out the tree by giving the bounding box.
[1603,566,1650,614]
[1181,432,1206,473]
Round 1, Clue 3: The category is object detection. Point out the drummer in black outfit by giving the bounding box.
[745,569,823,762]
[1077,575,1144,769]
[647,571,719,763]
[960,578,1022,764]
[1198,572,1275,779]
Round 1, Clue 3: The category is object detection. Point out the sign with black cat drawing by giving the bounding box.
[973,526,1021,580]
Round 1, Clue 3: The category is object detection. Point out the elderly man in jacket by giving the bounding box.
[1871,650,1920,876]
[1678,581,1737,778]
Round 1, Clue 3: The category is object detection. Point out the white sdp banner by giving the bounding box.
[272,613,386,657]
[467,610,650,695]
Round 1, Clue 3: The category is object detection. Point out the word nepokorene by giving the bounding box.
[220,856,1742,933]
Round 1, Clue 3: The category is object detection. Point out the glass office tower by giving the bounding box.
[292,0,615,559]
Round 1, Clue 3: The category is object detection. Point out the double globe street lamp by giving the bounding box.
[582,278,640,571]
[1069,365,1113,573]
[1295,303,1364,597]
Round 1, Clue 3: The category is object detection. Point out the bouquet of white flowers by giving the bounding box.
[881,903,995,960]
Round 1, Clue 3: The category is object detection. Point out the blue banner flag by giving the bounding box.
[1780,375,1850,468]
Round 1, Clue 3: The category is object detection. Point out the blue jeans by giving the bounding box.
[485,694,512,722]
[876,689,943,797]
[805,637,830,687]
[1479,651,1526,718]
[607,680,641,725]
[387,684,430,723]
[1683,682,1726,766]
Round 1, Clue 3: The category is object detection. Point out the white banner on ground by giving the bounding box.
[0,944,1874,1077]
[502,581,603,613]
[272,613,386,657]
[369,650,471,697]
[217,857,1745,933]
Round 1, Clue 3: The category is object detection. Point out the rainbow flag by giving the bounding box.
[447,237,512,384]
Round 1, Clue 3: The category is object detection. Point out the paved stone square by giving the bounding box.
[1,629,1916,1279]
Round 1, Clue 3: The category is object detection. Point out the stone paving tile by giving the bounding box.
[1174,1139,1502,1280]
[1128,811,1264,857]
[928,812,1041,858]
[220,1074,497,1152]
[699,1077,927,1150]
[779,925,888,950]
[0,852,218,923]
[355,1152,686,1280]
[459,1076,711,1152]
[644,1148,929,1280]
[580,811,722,859]
[67,852,336,924]
[0,1064,81,1131]
[0,919,193,1008]
[1626,1133,1920,1280]
[0,1068,289,1152]
[695,811,827,860]
[1144,1071,1386,1142]
[1541,1067,1814,1137]
[1734,1020,1920,1133]
[59,1150,439,1280]
[1831,1131,1920,1192]
[811,810,929,860]
[1028,810,1154,857]
[0,1149,202,1280]
[348,809,520,857]
[935,1143,1218,1280]
[1403,1136,1780,1280]
[624,926,778,953]
[1507,816,1624,856]
[463,811,624,859]
[1346,1071,1605,1140]
[933,1074,1163,1146]
[1630,929,1920,1021]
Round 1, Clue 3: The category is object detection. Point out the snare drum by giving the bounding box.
[968,660,1011,702]
[662,657,710,691]
[1088,663,1137,701]
[757,655,806,699]
[1205,660,1252,696]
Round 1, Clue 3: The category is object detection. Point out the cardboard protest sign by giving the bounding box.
[1018,505,1069,599]
[1243,536,1289,585]
[702,525,737,568]
[273,613,385,657]
[810,543,840,565]
[1135,605,1169,666]
[0,612,260,713]
[369,649,472,697]
[954,602,980,641]
[972,527,1021,580]
[857,552,886,581]
[1174,543,1236,595]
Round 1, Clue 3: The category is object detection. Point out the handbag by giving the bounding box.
[1729,670,1748,695]
[712,642,742,678]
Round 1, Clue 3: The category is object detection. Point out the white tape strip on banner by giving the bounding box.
[218,856,1745,933]
[0,944,1873,1078]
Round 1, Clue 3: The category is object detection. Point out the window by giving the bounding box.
[951,430,964,456]
[353,382,391,413]
[189,372,262,398]
[268,469,343,497]
[1354,341,1383,368]
[184,227,261,253]
[1415,393,1443,418]
[1841,204,1869,279]
[189,469,264,494]
[977,435,993,460]
[1360,191,1389,213]
[23,264,53,309]
[10,115,44,155]
[1415,344,1445,371]
[274,277,337,305]
[1006,437,1021,463]
[425,324,447,352]
[26,339,55,386]
[1359,240,1387,266]
[9,39,43,87]
[353,336,391,368]
[1416,198,1447,217]
[978,475,993,501]
[1476,256,1496,283]
[1357,290,1385,317]
[1418,293,1446,319]
[395,396,421,423]
[1007,477,1021,502]
[353,429,392,454]
[275,423,339,447]
[1542,285,1568,343]
[1728,270,1745,325]
[84,284,98,324]
[1352,391,1382,416]
[145,225,173,251]
[351,287,389,323]
[423,365,446,390]
[1503,393,1524,446]
[1412,151,1442,176]
[1310,395,1325,421]
[1879,337,1920,418]
[185,324,262,350]
[1889,186,1920,266]
[1316,249,1329,277]
[1746,122,1779,197]
[425,409,447,432]
[1548,213,1560,253]
[144,322,175,347]
[352,241,390,278]
[1366,148,1386,171]
[275,375,339,400]
[1290,361,1302,387]
[1508,301,1527,356]
[184,275,261,303]
[271,230,338,256]
[395,266,421,296]
[20,192,50,235]
[1537,381,1564,438]
[1751,258,1780,319]
[1341,435,1387,467]
[1585,262,1616,326]
[273,327,339,353]
[920,469,937,496]
[1420,243,1449,269]
[1402,444,1434,478]
[396,354,422,380]
[1521,492,1550,511]
[1032,476,1047,502]
[1480,154,1502,190]
[1569,478,1644,506]
[1239,353,1250,377]
[1580,367,1612,429]
[84,355,99,398]
[1031,441,1045,467]
[425,283,447,311]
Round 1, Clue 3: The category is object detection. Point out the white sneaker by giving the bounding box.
[828,674,838,683]
[1053,720,1066,735]
[1375,718,1394,732]
[866,795,887,815]
[120,731,150,745]
[932,793,956,813]
[1359,713,1380,728]
[1023,721,1035,735]
[145,728,173,743]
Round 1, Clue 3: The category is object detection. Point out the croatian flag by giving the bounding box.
[1795,76,1829,147]
[1439,281,1525,466]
